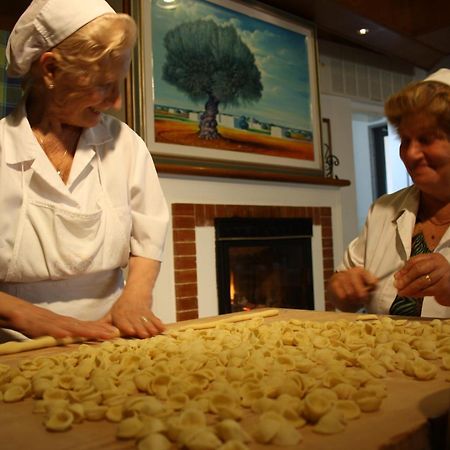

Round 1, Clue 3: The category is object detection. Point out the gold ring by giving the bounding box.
[425,274,432,283]
[141,316,149,323]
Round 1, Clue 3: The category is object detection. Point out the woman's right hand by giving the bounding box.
[327,267,378,311]
[0,293,119,340]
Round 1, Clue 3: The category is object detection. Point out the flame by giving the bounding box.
[230,271,235,303]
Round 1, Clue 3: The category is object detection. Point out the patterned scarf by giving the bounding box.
[389,233,431,316]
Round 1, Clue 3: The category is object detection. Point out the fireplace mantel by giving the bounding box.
[157,160,350,187]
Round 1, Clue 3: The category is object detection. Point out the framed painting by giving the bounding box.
[135,0,324,179]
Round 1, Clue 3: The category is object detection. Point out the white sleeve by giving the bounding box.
[128,132,169,261]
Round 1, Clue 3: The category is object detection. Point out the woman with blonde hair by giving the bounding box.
[0,0,169,340]
[328,69,450,318]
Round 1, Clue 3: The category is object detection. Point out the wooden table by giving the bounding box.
[1,309,449,450]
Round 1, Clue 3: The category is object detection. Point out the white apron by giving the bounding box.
[0,144,131,339]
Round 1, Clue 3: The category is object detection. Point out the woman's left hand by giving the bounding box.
[101,291,165,338]
[100,256,166,338]
[394,253,450,305]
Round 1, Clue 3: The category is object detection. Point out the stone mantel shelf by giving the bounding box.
[156,160,350,187]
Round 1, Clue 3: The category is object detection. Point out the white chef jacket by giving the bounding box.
[338,185,450,318]
[0,100,169,325]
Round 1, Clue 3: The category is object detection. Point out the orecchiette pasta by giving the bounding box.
[2,313,450,449]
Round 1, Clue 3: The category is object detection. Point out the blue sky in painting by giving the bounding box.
[150,0,312,130]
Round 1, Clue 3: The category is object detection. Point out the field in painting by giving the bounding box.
[154,119,314,161]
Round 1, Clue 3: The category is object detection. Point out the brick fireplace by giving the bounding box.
[172,203,335,321]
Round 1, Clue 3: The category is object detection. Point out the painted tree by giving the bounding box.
[162,19,263,139]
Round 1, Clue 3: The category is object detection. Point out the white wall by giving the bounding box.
[320,94,359,246]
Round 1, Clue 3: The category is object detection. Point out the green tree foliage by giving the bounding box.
[162,19,263,139]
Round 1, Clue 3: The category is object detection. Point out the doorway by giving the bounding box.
[352,111,411,231]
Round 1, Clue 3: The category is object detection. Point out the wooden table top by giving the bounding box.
[1,308,449,450]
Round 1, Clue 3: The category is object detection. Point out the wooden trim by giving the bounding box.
[157,161,350,186]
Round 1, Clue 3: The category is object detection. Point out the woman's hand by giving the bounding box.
[327,267,378,312]
[1,293,120,340]
[101,256,166,338]
[394,253,450,305]
[101,291,165,338]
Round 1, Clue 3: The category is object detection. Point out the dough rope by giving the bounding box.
[0,336,88,356]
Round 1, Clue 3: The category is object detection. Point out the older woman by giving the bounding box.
[0,0,169,340]
[328,68,450,318]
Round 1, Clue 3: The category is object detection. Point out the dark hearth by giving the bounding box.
[215,217,314,314]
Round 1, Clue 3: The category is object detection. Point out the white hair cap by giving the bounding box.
[6,0,115,77]
[423,68,450,87]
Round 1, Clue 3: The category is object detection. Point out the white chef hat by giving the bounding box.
[423,68,450,87]
[6,0,115,78]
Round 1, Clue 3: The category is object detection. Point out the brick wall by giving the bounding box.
[172,203,335,321]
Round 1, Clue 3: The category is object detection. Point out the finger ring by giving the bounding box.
[425,274,432,283]
[141,316,149,323]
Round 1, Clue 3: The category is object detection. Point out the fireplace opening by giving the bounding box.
[215,217,314,314]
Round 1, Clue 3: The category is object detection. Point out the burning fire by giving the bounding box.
[230,271,235,304]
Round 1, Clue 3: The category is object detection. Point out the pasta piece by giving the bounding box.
[332,383,357,400]
[116,416,144,439]
[137,433,172,450]
[250,397,276,414]
[225,367,244,382]
[313,410,346,434]
[31,378,55,398]
[126,396,165,416]
[138,416,167,438]
[74,386,101,403]
[105,405,123,423]
[364,381,387,399]
[252,412,282,444]
[215,419,251,443]
[44,409,74,432]
[279,406,307,428]
[133,373,152,393]
[272,421,303,446]
[321,370,346,388]
[57,374,78,390]
[42,387,68,402]
[167,392,189,411]
[303,389,336,423]
[149,374,171,399]
[3,385,26,403]
[83,402,108,421]
[352,389,382,413]
[102,392,128,407]
[362,361,387,379]
[67,403,85,423]
[11,375,31,391]
[179,408,207,427]
[240,387,265,408]
[215,405,243,421]
[177,427,223,450]
[408,358,438,381]
[335,400,361,420]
